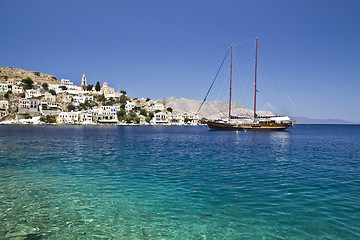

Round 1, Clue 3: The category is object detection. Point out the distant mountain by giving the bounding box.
[155,97,273,119]
[294,116,356,124]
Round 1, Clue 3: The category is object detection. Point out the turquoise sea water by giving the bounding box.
[0,125,359,239]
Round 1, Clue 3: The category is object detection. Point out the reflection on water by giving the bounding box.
[269,131,291,153]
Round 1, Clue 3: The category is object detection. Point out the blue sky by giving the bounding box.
[1,0,359,122]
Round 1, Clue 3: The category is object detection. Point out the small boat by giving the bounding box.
[202,38,294,131]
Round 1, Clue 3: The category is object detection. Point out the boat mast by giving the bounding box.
[253,37,258,121]
[229,45,233,120]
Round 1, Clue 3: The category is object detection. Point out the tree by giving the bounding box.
[95,81,101,91]
[119,94,127,104]
[59,86,67,90]
[78,103,86,110]
[24,114,32,119]
[49,89,56,95]
[184,118,191,124]
[130,112,137,118]
[42,83,49,91]
[41,115,56,123]
[145,116,152,123]
[4,90,11,99]
[21,77,33,89]
[46,115,57,123]
[86,84,93,91]
[124,115,133,123]
[155,109,161,113]
[120,103,125,109]
[148,111,154,119]
[134,116,140,124]
[167,107,173,113]
[146,98,150,102]
[67,104,76,111]
[140,108,147,116]
[120,90,126,94]
[84,100,92,108]
[108,97,115,103]
[97,94,106,102]
[117,109,126,118]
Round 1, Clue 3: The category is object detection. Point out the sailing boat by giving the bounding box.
[203,38,294,130]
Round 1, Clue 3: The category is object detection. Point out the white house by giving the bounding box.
[12,85,23,94]
[0,83,9,93]
[0,100,9,109]
[97,106,118,123]
[100,82,114,94]
[152,112,168,124]
[168,113,180,124]
[57,111,80,124]
[49,84,63,94]
[125,101,136,112]
[7,79,20,86]
[104,92,121,99]
[179,112,198,125]
[79,112,93,124]
[44,92,56,103]
[153,103,165,111]
[61,78,74,87]
[0,100,9,117]
[25,89,41,98]
[18,99,39,113]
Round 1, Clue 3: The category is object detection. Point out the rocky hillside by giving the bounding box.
[0,67,60,84]
[156,97,274,119]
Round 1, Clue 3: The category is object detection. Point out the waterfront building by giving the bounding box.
[169,113,180,124]
[79,112,93,124]
[92,108,99,121]
[179,112,198,125]
[97,106,118,123]
[153,112,168,124]
[18,98,39,113]
[57,111,80,124]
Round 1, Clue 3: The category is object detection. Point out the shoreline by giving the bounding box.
[0,121,205,126]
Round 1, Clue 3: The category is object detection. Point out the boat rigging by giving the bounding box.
[199,37,294,131]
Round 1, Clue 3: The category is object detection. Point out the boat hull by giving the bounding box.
[206,120,293,131]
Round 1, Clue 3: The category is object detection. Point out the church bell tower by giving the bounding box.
[81,74,87,91]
